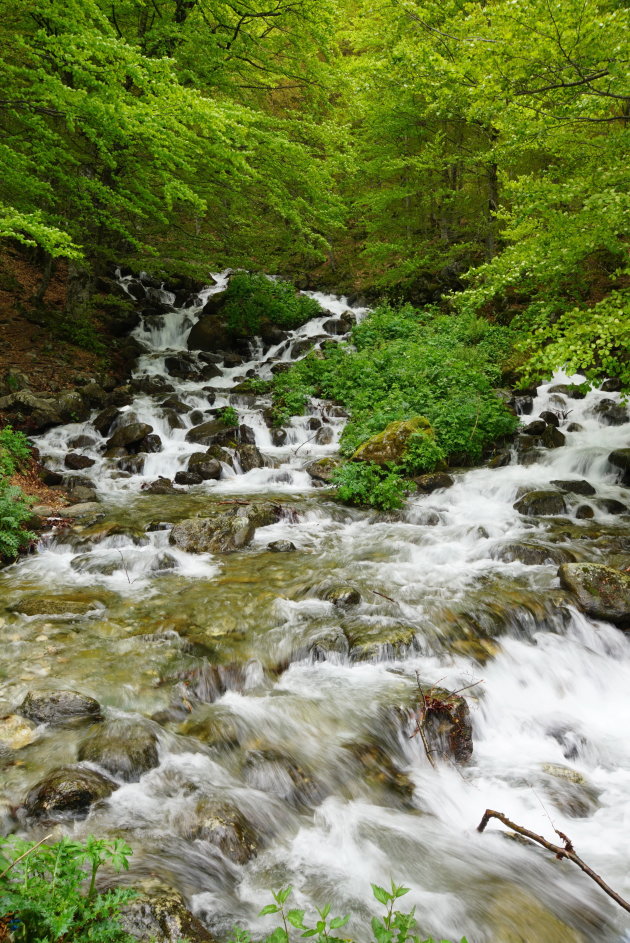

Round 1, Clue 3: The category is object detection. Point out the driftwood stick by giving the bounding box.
[477,809,630,914]
[0,834,53,880]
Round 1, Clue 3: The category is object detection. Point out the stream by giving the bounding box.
[1,273,630,942]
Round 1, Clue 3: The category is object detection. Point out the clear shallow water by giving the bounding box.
[1,276,630,942]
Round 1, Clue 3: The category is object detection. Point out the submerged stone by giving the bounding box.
[558,562,630,627]
[24,765,115,820]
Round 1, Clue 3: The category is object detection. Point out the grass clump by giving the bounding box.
[0,424,35,561]
[221,274,322,336]
[272,304,517,507]
[0,835,135,942]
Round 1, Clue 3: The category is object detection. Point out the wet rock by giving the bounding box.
[539,410,560,427]
[592,398,628,426]
[267,540,296,552]
[137,433,162,454]
[186,419,255,447]
[78,723,159,782]
[486,885,585,943]
[486,451,511,469]
[169,510,255,553]
[161,395,191,414]
[317,583,361,607]
[234,443,264,472]
[23,765,116,820]
[120,886,216,943]
[64,452,95,470]
[0,714,37,750]
[406,685,473,764]
[19,689,102,725]
[107,385,134,408]
[352,417,433,466]
[141,478,180,495]
[119,454,145,475]
[39,466,64,485]
[174,470,203,486]
[548,383,586,399]
[343,741,413,800]
[291,338,317,358]
[131,377,174,396]
[513,394,533,415]
[10,595,104,617]
[107,421,154,450]
[346,623,416,660]
[164,355,201,380]
[601,378,622,392]
[271,428,287,446]
[567,421,583,432]
[305,457,341,483]
[70,553,120,576]
[492,542,576,566]
[541,425,566,448]
[550,479,596,496]
[68,434,97,449]
[413,472,454,493]
[316,425,334,445]
[307,416,322,430]
[522,419,546,435]
[150,552,178,572]
[514,491,567,516]
[125,278,146,300]
[598,498,628,515]
[558,562,630,627]
[541,763,599,818]
[66,484,98,504]
[242,749,326,808]
[575,504,595,519]
[93,406,121,437]
[187,798,259,863]
[187,453,222,480]
[609,449,630,485]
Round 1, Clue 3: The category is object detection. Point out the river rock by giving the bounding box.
[487,885,585,943]
[550,479,596,496]
[185,419,255,447]
[187,798,259,863]
[161,395,191,414]
[187,453,222,479]
[541,425,566,448]
[559,563,630,627]
[343,741,413,800]
[608,449,630,485]
[242,749,326,808]
[413,472,454,493]
[592,398,628,426]
[352,417,433,466]
[316,582,361,607]
[23,765,116,820]
[514,491,567,516]
[19,689,102,725]
[169,510,255,553]
[120,886,216,943]
[107,422,154,450]
[316,425,334,445]
[174,470,202,486]
[598,497,628,515]
[119,454,145,474]
[164,354,201,379]
[234,444,264,472]
[93,405,121,436]
[305,457,340,483]
[493,542,576,565]
[522,419,546,435]
[64,452,96,470]
[539,410,560,427]
[0,714,37,750]
[10,595,104,617]
[78,723,159,782]
[575,504,595,519]
[141,477,180,495]
[346,623,416,660]
[267,540,296,552]
[405,684,473,764]
[68,433,97,449]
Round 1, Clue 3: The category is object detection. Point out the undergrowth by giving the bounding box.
[220,273,322,336]
[272,304,517,507]
[0,425,35,560]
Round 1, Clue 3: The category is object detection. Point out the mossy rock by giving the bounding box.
[78,722,159,782]
[558,562,630,627]
[305,457,341,483]
[9,594,107,617]
[345,622,417,661]
[24,765,116,820]
[352,417,432,466]
[19,690,102,726]
[121,885,217,942]
[514,491,567,517]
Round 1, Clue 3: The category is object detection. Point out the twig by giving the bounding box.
[477,809,630,914]
[0,834,53,880]
[293,429,319,455]
[116,550,136,585]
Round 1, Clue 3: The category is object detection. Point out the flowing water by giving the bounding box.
[1,274,630,942]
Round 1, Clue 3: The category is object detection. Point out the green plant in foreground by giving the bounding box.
[218,405,240,427]
[333,462,409,511]
[0,424,31,478]
[230,881,467,943]
[0,481,35,560]
[0,834,135,942]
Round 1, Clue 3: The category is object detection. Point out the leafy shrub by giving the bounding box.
[0,481,35,560]
[229,881,467,943]
[333,462,409,511]
[221,274,322,336]
[0,424,31,477]
[272,303,517,505]
[0,835,135,942]
[218,405,239,427]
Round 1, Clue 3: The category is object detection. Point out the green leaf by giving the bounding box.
[260,905,280,916]
[371,884,391,906]
[287,909,307,928]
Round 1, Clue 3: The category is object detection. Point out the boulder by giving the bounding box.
[315,583,361,607]
[78,723,159,782]
[119,454,145,475]
[93,405,121,436]
[316,425,334,445]
[19,690,102,725]
[64,452,95,470]
[161,396,191,414]
[407,685,473,764]
[137,433,162,454]
[413,472,454,493]
[0,391,63,432]
[141,478,180,495]
[120,887,216,943]
[169,510,255,553]
[492,542,576,566]
[608,449,630,486]
[164,355,201,380]
[187,798,259,864]
[23,766,115,820]
[522,419,547,435]
[267,540,296,552]
[187,453,222,480]
[352,417,432,466]
[0,714,37,750]
[541,425,566,448]
[343,741,413,799]
[558,563,630,627]
[598,498,628,515]
[242,749,326,809]
[131,377,174,396]
[107,422,154,450]
[601,378,623,392]
[185,420,255,447]
[174,470,203,486]
[539,410,560,427]
[514,491,567,516]
[576,504,595,519]
[550,479,596,496]
[592,398,628,426]
[305,457,341,483]
[233,444,264,472]
[68,434,97,449]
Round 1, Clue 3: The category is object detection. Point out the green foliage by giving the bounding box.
[0,834,135,942]
[229,881,467,943]
[333,462,409,511]
[218,405,240,427]
[221,275,323,337]
[272,303,517,505]
[0,424,30,477]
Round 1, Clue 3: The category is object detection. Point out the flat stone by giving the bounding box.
[19,689,102,725]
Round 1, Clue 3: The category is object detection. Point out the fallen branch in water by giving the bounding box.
[477,809,630,914]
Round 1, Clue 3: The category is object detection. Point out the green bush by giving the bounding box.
[0,835,135,942]
[333,462,409,511]
[0,481,35,560]
[0,424,31,477]
[221,273,322,336]
[272,303,517,505]
[218,405,240,427]
[230,881,467,943]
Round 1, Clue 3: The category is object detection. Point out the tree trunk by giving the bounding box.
[33,252,56,305]
[66,261,94,320]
